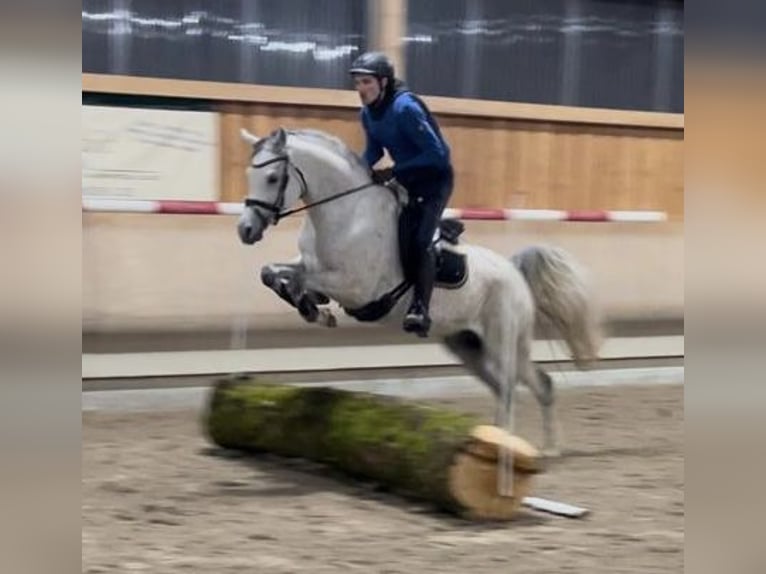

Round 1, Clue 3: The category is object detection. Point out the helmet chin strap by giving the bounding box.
[370,77,388,107]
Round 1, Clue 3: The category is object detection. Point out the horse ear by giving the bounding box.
[240,128,260,146]
[272,127,287,151]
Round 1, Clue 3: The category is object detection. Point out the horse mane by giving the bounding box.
[287,128,369,174]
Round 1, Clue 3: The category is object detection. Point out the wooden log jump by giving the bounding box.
[204,379,542,520]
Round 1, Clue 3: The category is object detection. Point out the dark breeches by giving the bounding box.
[397,169,453,297]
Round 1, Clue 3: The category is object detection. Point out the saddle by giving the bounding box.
[433,218,468,289]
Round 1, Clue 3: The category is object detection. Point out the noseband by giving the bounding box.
[243,154,309,225]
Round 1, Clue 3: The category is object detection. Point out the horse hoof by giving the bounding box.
[260,267,276,287]
[309,291,330,305]
[318,309,337,328]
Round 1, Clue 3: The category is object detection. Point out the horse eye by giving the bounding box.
[266,173,279,185]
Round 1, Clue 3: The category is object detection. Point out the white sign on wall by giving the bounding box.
[82,105,218,200]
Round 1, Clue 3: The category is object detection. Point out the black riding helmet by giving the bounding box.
[349,52,394,81]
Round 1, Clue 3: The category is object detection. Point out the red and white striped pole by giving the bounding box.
[82,197,667,223]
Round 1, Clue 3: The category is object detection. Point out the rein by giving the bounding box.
[244,153,381,224]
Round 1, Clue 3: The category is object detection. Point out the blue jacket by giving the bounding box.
[361,91,451,184]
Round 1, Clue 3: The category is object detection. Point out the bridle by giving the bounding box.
[244,151,378,225]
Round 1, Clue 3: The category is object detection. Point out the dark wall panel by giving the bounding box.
[82,0,367,89]
[405,0,683,112]
[83,0,683,112]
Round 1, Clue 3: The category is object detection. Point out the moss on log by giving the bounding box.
[204,379,541,520]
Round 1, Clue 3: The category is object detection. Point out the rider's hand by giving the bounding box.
[371,167,395,185]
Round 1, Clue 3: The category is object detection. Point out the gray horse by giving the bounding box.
[237,127,600,486]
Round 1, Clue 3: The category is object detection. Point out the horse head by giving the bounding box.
[238,127,305,245]
[237,126,374,245]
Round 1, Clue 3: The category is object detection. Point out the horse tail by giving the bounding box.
[511,245,601,368]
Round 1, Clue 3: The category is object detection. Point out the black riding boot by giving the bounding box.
[403,247,436,337]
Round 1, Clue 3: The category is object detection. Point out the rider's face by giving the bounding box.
[353,74,386,106]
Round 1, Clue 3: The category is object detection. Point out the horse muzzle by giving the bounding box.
[237,211,266,244]
[238,224,262,244]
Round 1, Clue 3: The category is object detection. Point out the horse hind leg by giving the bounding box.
[444,330,516,497]
[519,353,561,457]
[443,330,503,398]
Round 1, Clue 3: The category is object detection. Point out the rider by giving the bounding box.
[349,51,453,337]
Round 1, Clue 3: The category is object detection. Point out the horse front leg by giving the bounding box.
[260,263,336,327]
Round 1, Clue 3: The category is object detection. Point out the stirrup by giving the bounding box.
[403,312,431,337]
